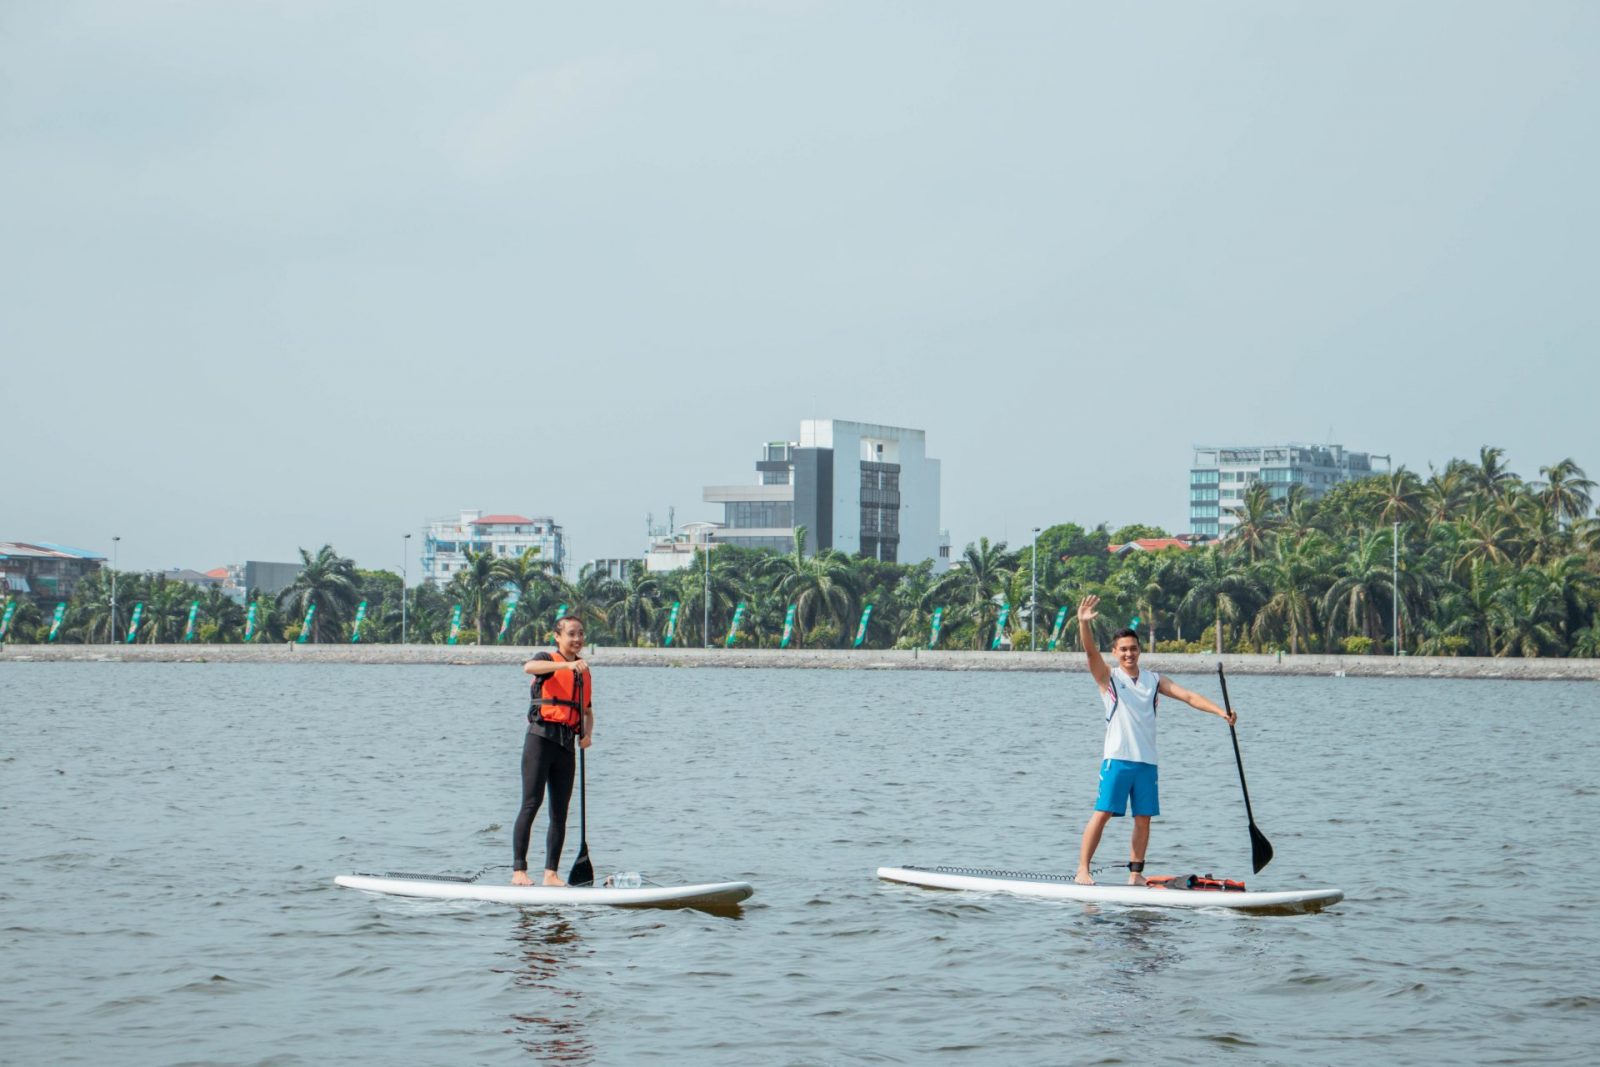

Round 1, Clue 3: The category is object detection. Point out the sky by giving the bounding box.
[3,1,1597,574]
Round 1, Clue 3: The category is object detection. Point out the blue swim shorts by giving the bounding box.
[1094,759,1159,817]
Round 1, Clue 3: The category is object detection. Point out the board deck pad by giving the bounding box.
[878,865,1342,915]
[335,872,753,910]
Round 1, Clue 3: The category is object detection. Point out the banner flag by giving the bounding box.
[779,604,797,649]
[724,601,746,648]
[183,601,200,642]
[243,602,258,643]
[296,603,316,644]
[498,592,519,643]
[663,601,680,647]
[852,604,874,648]
[49,602,67,642]
[350,600,368,643]
[554,603,568,622]
[1048,606,1070,651]
[0,600,16,641]
[126,602,145,644]
[989,603,1011,651]
[447,604,463,645]
[928,606,944,649]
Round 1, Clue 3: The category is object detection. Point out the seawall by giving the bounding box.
[3,644,1597,680]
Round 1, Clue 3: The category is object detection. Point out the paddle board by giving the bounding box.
[335,872,753,909]
[877,865,1342,915]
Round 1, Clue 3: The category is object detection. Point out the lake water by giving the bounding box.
[2,664,1595,1065]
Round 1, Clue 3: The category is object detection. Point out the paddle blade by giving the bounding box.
[1249,823,1274,874]
[568,845,594,888]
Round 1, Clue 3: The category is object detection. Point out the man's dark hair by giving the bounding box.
[1111,627,1141,647]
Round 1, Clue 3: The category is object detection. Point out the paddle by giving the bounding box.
[567,667,594,887]
[1217,663,1274,874]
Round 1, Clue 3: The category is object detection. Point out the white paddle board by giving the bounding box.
[878,865,1342,915]
[335,872,753,909]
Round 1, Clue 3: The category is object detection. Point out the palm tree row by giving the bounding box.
[7,447,1596,656]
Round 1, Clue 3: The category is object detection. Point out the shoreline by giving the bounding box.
[3,644,1597,680]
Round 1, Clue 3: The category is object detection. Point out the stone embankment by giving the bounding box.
[3,644,1597,680]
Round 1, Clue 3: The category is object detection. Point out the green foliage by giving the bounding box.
[1341,635,1375,655]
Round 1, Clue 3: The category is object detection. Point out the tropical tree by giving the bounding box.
[930,538,1016,649]
[1177,547,1255,654]
[276,545,360,643]
[1536,458,1595,527]
[761,527,859,647]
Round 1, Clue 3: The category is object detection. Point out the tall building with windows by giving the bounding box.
[1189,444,1390,537]
[422,510,565,586]
[702,419,949,568]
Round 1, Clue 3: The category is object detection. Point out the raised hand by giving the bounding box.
[1077,594,1100,623]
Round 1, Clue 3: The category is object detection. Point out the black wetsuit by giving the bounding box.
[512,653,582,874]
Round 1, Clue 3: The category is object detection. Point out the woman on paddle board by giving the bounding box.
[512,616,594,887]
[1074,595,1235,886]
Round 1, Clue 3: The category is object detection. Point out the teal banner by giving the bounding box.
[243,602,258,642]
[663,601,680,647]
[447,604,462,645]
[1048,606,1070,651]
[928,606,944,649]
[126,602,144,644]
[853,604,873,648]
[724,601,746,648]
[296,603,316,644]
[498,592,518,643]
[48,602,67,642]
[183,601,200,642]
[350,600,368,643]
[0,600,16,641]
[554,603,568,623]
[989,603,1011,651]
[779,604,797,649]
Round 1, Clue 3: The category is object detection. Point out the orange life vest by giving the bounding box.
[531,652,591,730]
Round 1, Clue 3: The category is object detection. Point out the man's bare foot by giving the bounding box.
[1074,869,1096,886]
[511,870,533,886]
[542,871,567,887]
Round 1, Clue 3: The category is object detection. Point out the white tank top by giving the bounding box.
[1100,667,1160,765]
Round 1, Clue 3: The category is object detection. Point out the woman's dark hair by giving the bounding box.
[554,616,585,634]
[1110,627,1141,647]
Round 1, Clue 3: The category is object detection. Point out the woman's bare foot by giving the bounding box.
[1128,872,1147,886]
[511,870,533,886]
[542,870,567,887]
[1074,868,1096,886]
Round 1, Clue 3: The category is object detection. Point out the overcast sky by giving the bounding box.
[4,1,1596,574]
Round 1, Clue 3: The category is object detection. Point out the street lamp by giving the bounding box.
[1392,521,1400,657]
[402,533,412,645]
[1030,527,1041,652]
[111,536,121,644]
[703,539,711,649]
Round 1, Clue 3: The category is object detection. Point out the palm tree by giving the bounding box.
[1464,445,1521,505]
[1536,458,1596,528]
[1225,483,1278,563]
[761,527,859,647]
[277,545,360,643]
[197,586,245,641]
[1251,534,1329,654]
[605,563,663,647]
[930,538,1016,649]
[445,548,507,644]
[1177,547,1254,654]
[1321,530,1400,653]
[1375,468,1425,527]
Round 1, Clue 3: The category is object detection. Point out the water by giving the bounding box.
[2,663,1595,1065]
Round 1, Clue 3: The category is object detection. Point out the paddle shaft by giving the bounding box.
[1217,665,1257,824]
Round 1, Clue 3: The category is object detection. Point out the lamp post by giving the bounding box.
[1030,527,1041,652]
[110,536,121,644]
[703,539,711,649]
[402,533,412,645]
[1392,521,1400,657]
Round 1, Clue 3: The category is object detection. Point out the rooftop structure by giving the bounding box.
[422,510,565,586]
[0,541,106,599]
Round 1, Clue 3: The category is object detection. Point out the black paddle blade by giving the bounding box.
[568,845,594,887]
[1249,823,1274,874]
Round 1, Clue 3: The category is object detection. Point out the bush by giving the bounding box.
[1341,635,1374,655]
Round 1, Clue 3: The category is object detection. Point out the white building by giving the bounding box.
[645,521,723,574]
[422,510,565,586]
[1189,444,1391,537]
[702,419,949,569]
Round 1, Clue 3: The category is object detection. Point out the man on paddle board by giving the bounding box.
[1074,594,1235,886]
[513,617,594,887]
